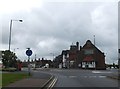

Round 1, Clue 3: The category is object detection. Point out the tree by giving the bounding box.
[2,50,17,68]
[113,63,115,68]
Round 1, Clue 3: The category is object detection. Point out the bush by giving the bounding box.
[2,68,17,72]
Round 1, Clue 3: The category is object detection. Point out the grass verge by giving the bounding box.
[0,73,2,88]
[2,72,30,87]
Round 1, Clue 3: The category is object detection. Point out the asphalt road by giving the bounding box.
[40,68,119,89]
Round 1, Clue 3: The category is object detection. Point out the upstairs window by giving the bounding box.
[84,50,94,55]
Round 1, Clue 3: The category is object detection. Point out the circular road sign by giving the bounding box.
[26,49,32,56]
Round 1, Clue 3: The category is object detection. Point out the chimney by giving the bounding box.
[76,42,79,50]
[80,46,82,51]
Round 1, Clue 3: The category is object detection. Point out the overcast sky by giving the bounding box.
[0,0,119,64]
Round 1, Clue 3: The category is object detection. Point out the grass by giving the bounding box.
[0,73,2,87]
[2,72,30,87]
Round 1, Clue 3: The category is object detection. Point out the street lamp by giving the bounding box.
[8,19,23,51]
[118,49,120,68]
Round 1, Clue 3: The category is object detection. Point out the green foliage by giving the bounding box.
[106,64,119,69]
[2,68,17,72]
[2,50,17,68]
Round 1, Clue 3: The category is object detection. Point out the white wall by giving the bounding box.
[82,62,95,68]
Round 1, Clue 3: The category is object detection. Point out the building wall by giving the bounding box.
[79,40,106,70]
[95,52,106,69]
[57,40,106,70]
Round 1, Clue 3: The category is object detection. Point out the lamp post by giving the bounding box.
[118,49,120,68]
[118,49,120,80]
[8,20,23,51]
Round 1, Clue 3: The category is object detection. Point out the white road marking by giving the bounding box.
[69,76,77,78]
[99,76,106,78]
[48,77,58,89]
[80,76,106,78]
[89,76,97,78]
[83,76,87,78]
[50,69,63,72]
[92,71,112,73]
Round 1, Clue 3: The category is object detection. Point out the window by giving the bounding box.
[90,61,92,64]
[84,50,93,55]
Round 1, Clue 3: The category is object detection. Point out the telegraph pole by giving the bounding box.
[94,35,96,46]
[118,49,120,80]
[94,35,96,70]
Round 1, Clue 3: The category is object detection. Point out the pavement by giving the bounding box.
[106,73,119,80]
[2,69,54,89]
[106,69,120,80]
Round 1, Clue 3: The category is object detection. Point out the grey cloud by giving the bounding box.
[1,1,118,63]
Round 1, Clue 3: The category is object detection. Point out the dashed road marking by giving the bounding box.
[99,76,106,78]
[80,76,106,78]
[50,69,63,72]
[69,76,77,78]
[88,76,97,78]
[92,71,112,73]
[67,76,106,78]
[63,75,106,78]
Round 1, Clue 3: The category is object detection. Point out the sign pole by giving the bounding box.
[26,48,33,76]
[28,56,30,76]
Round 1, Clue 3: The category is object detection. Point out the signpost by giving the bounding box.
[118,49,120,78]
[26,48,32,76]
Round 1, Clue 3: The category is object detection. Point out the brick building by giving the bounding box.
[54,40,106,70]
[79,40,106,70]
[22,58,53,68]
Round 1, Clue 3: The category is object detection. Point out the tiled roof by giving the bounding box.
[83,56,94,62]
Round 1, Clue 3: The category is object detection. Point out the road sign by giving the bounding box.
[26,49,32,56]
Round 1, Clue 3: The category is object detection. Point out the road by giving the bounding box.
[22,68,52,79]
[39,68,119,89]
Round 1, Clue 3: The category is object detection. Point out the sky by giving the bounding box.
[0,0,119,64]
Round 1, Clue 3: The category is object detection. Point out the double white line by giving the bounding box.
[47,77,58,89]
